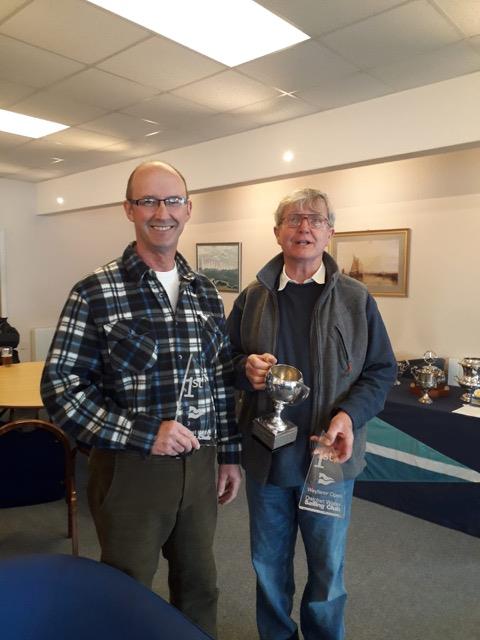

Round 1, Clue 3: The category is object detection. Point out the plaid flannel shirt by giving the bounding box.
[41,243,241,464]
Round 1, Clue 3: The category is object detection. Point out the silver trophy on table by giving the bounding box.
[252,364,310,450]
[456,357,480,404]
[411,351,445,404]
[395,359,410,385]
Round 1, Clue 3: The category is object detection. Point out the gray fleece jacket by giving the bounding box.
[227,252,396,484]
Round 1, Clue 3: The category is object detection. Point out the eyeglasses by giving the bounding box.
[282,213,330,229]
[128,196,188,209]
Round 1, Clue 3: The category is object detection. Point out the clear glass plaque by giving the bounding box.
[299,445,345,518]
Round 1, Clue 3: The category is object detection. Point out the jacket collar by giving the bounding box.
[256,251,340,292]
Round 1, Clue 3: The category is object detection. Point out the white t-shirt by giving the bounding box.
[155,265,180,311]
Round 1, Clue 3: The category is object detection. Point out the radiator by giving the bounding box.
[31,327,55,361]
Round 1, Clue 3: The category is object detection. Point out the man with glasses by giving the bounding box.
[41,161,242,638]
[227,188,395,640]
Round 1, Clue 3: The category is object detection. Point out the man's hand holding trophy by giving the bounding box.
[246,353,349,517]
[246,354,310,450]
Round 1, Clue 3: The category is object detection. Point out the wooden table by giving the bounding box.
[0,361,44,411]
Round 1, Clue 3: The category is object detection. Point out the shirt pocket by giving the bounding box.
[199,313,223,362]
[334,324,352,375]
[104,318,158,373]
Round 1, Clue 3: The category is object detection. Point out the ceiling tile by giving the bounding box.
[172,70,279,111]
[0,0,150,64]
[369,41,480,91]
[432,0,480,38]
[121,94,218,129]
[232,94,319,126]
[98,36,225,91]
[50,69,158,111]
[194,112,263,141]
[0,34,85,87]
[5,142,86,169]
[97,136,180,160]
[15,167,70,182]
[297,72,392,109]
[257,0,405,36]
[10,89,107,125]
[0,160,24,175]
[0,0,29,22]
[0,130,32,149]
[237,40,358,92]
[0,79,36,107]
[38,127,123,151]
[79,112,162,139]
[470,35,480,56]
[321,0,462,69]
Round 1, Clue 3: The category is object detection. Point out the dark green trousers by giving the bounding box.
[88,447,218,638]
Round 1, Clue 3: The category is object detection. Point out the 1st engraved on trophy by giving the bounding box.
[252,364,310,450]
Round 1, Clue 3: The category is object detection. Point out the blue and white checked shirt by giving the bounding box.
[41,243,241,464]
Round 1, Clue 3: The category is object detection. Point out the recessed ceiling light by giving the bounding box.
[0,108,68,139]
[56,197,64,205]
[283,150,294,162]
[86,0,309,66]
[51,157,64,164]
[145,130,161,137]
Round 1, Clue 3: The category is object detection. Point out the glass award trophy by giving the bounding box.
[175,353,216,447]
[299,441,345,518]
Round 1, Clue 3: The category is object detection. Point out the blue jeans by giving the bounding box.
[246,476,354,640]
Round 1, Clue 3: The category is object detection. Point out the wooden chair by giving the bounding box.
[0,419,78,555]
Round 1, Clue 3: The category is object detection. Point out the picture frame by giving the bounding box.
[196,242,241,293]
[329,228,410,297]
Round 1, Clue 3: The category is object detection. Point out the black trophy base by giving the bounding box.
[252,418,298,450]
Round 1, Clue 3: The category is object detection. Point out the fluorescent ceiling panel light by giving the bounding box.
[86,0,309,66]
[0,109,69,139]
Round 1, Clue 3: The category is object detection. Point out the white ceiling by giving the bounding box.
[1,0,479,183]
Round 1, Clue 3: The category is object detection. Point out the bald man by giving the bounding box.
[41,161,242,638]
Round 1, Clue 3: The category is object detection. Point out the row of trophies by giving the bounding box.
[231,355,480,518]
[252,353,480,454]
[396,351,480,405]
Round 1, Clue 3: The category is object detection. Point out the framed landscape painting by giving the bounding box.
[330,228,410,297]
[196,242,241,293]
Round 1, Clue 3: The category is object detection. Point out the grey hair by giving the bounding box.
[274,188,335,227]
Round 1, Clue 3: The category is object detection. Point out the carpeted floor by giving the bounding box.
[1,455,479,640]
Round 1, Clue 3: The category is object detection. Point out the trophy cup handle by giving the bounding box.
[291,382,310,405]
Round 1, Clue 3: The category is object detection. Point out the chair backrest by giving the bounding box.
[0,419,74,507]
[0,554,214,640]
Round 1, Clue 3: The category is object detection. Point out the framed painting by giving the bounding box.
[196,242,241,293]
[329,228,410,297]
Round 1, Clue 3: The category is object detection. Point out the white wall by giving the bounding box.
[0,179,37,361]
[2,147,479,363]
[180,149,480,362]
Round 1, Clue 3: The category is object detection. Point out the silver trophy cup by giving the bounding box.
[252,364,310,450]
[456,357,480,403]
[411,351,445,404]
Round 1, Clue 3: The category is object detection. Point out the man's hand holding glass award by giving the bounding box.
[298,413,354,518]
